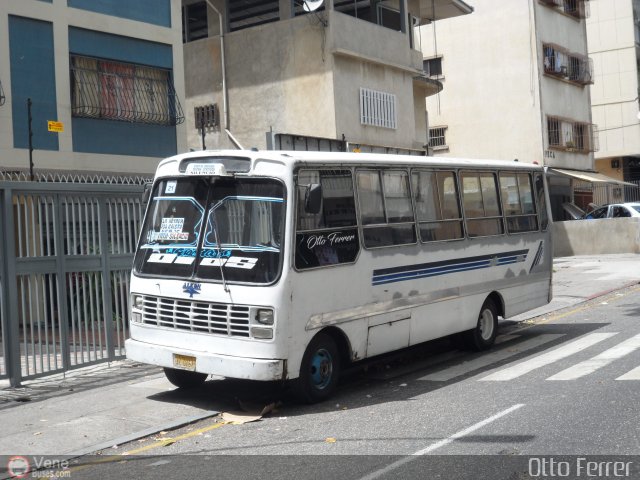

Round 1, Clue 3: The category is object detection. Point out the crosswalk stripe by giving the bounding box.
[479,332,618,382]
[547,333,640,381]
[419,334,564,382]
[616,366,640,381]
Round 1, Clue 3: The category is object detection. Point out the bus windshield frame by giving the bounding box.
[133,175,286,286]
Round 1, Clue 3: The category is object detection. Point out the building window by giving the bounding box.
[428,126,448,149]
[183,2,208,43]
[543,44,593,85]
[70,55,184,126]
[360,88,397,129]
[194,104,219,131]
[423,57,443,78]
[229,0,280,32]
[546,116,598,152]
[539,0,589,19]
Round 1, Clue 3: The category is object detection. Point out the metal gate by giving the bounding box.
[0,181,144,386]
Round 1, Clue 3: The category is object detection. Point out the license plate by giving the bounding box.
[173,354,196,371]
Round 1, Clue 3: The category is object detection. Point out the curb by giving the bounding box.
[0,410,220,480]
[585,280,640,301]
[65,410,220,458]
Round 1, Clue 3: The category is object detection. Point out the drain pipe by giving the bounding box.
[204,0,243,149]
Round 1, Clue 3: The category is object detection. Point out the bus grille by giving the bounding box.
[139,295,250,337]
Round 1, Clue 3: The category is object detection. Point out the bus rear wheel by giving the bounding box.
[293,333,340,404]
[464,298,498,351]
[164,367,208,388]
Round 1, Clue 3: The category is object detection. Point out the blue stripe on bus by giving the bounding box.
[372,249,529,286]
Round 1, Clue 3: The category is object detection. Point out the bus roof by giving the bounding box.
[156,150,544,175]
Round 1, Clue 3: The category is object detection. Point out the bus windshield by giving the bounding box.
[134,176,285,284]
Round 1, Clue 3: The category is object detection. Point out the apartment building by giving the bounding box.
[419,0,608,219]
[181,0,473,154]
[587,0,640,197]
[0,0,186,178]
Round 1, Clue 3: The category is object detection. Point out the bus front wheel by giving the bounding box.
[164,367,208,389]
[464,299,498,351]
[293,333,340,404]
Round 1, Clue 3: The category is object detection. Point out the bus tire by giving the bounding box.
[464,298,498,351]
[164,367,208,389]
[293,333,340,404]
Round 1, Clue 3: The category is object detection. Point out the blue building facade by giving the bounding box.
[0,0,185,176]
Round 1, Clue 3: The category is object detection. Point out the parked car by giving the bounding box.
[562,202,640,220]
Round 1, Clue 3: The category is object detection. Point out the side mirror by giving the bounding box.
[305,183,322,214]
[142,182,153,205]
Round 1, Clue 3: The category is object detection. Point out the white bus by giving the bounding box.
[126,150,552,403]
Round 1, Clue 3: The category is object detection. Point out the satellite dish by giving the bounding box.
[303,0,324,12]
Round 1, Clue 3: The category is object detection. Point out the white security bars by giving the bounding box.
[360,88,397,129]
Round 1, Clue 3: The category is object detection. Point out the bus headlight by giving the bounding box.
[254,308,274,325]
[133,295,144,310]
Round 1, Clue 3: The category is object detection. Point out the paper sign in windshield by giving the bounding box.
[149,217,189,241]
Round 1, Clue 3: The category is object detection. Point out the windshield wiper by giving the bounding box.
[210,216,230,293]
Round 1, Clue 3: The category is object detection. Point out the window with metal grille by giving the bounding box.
[428,126,447,148]
[546,116,598,152]
[543,44,593,85]
[360,88,397,129]
[70,55,184,126]
[538,0,589,19]
[194,104,219,130]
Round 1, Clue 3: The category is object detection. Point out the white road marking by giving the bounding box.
[479,332,618,382]
[616,366,640,381]
[357,404,525,480]
[419,334,564,382]
[547,333,640,380]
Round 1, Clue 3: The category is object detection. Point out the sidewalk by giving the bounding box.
[0,254,639,457]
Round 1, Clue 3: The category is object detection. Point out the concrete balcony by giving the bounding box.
[328,9,422,72]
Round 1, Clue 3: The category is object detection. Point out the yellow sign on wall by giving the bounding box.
[47,121,64,133]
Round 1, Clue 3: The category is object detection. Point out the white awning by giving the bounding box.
[548,168,637,187]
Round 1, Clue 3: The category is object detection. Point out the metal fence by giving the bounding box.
[574,179,640,207]
[0,181,144,386]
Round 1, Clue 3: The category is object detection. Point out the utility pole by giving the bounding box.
[27,98,34,181]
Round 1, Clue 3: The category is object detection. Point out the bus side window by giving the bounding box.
[412,169,463,242]
[295,169,359,270]
[499,172,539,234]
[357,170,416,248]
[461,171,504,238]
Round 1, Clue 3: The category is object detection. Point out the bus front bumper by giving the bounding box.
[125,339,286,381]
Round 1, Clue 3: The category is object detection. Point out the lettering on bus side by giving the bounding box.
[296,228,360,269]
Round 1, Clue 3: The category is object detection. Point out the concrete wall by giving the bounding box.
[553,218,640,256]
[588,0,640,160]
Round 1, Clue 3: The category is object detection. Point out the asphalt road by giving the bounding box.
[65,284,640,479]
